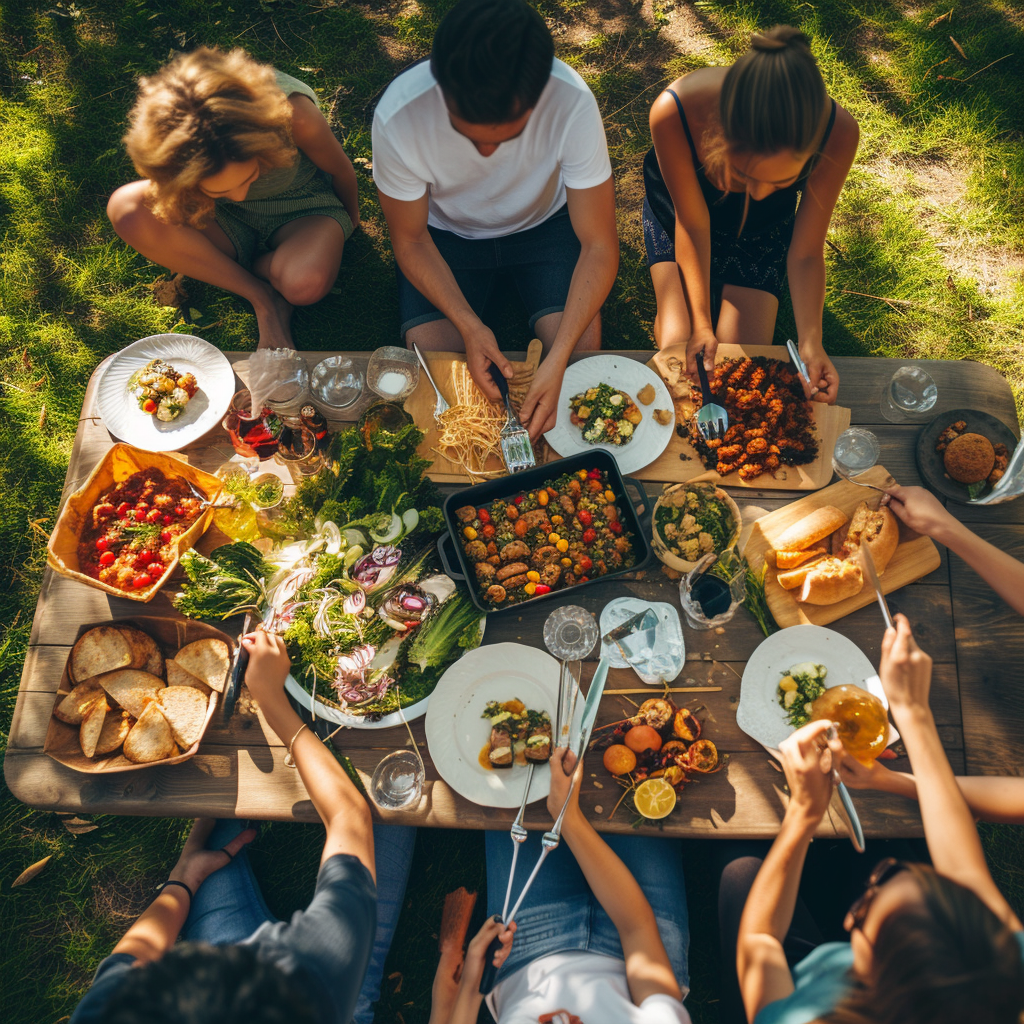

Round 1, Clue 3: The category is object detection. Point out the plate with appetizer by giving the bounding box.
[742,465,941,628]
[97,333,236,451]
[424,642,583,807]
[916,409,1017,504]
[736,624,895,753]
[545,355,675,474]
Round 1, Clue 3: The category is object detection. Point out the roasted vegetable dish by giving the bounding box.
[686,357,818,481]
[128,359,199,421]
[569,383,642,445]
[455,467,637,608]
[482,699,551,768]
[77,469,205,592]
[654,483,737,563]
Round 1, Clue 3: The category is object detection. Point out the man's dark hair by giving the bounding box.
[103,944,319,1024]
[431,0,554,124]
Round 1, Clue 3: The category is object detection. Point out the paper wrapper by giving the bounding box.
[44,616,231,774]
[46,444,223,603]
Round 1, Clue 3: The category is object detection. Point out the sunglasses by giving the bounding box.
[847,857,908,935]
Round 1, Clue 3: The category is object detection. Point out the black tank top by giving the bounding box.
[643,90,837,238]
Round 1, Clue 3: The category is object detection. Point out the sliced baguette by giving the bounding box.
[53,683,106,725]
[774,547,827,570]
[840,502,899,572]
[777,557,827,591]
[99,669,165,719]
[79,698,110,758]
[798,557,864,605]
[173,639,231,693]
[71,626,131,682]
[774,506,848,552]
[157,686,209,750]
[123,704,176,763]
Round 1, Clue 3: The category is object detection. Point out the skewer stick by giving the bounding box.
[604,686,723,694]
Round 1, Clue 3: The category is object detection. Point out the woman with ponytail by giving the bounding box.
[644,27,858,400]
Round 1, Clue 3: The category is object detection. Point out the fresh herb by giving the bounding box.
[711,551,777,637]
[122,521,161,545]
[174,542,271,620]
[967,480,987,500]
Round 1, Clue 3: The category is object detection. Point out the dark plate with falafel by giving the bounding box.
[916,409,1019,504]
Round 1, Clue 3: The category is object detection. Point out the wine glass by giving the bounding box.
[832,428,880,476]
[543,605,598,747]
[809,685,889,765]
[880,366,938,422]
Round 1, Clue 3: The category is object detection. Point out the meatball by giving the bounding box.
[944,432,995,484]
[500,540,531,563]
[486,554,501,566]
[539,563,562,588]
[455,505,477,523]
[486,585,507,604]
[464,540,488,561]
[496,561,530,581]
[559,494,576,516]
[531,545,560,567]
[475,562,496,582]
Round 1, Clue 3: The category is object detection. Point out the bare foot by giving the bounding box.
[255,290,294,350]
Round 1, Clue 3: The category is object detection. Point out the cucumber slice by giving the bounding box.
[322,521,343,555]
[343,544,364,568]
[342,527,369,549]
[370,513,403,544]
[401,508,419,533]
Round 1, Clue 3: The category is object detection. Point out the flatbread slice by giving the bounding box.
[99,669,165,719]
[79,698,110,758]
[123,704,176,763]
[116,625,164,678]
[157,686,210,750]
[53,683,105,725]
[71,626,131,682]
[95,710,134,756]
[166,659,210,694]
[173,639,231,693]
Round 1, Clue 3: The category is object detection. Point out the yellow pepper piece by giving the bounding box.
[550,514,563,525]
[548,532,560,544]
[537,490,549,506]
[561,557,572,567]
[577,469,588,479]
[463,526,477,540]
[556,538,569,553]
[524,582,537,595]
[605,490,616,502]
[526,570,540,583]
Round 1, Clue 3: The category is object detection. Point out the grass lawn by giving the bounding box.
[1,1,1022,1021]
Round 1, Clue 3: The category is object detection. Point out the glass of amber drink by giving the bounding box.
[809,685,889,765]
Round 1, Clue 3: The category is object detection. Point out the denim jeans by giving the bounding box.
[485,828,690,993]
[183,820,415,1024]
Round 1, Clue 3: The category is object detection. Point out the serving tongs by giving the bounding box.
[480,657,610,994]
[695,349,728,441]
[489,361,535,473]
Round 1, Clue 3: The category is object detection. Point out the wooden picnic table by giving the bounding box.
[6,350,1023,840]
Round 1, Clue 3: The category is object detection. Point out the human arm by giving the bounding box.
[878,615,1022,928]
[241,630,375,877]
[443,916,516,1024]
[111,818,255,963]
[737,721,836,1023]
[517,177,619,440]
[545,748,681,1005]
[649,89,717,374]
[884,484,1024,615]
[289,95,360,229]
[786,105,859,404]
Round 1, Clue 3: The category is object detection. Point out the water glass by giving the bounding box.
[832,428,880,476]
[312,356,364,411]
[276,425,324,477]
[370,750,424,810]
[881,366,938,421]
[679,552,746,629]
[366,346,420,401]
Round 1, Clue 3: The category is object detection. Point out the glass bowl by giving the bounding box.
[311,355,364,411]
[366,346,420,401]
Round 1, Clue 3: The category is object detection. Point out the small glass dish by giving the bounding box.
[250,472,285,510]
[312,355,364,411]
[832,427,880,476]
[366,346,420,401]
[679,552,746,630]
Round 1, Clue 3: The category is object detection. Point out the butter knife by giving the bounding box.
[786,339,818,398]
[859,544,894,630]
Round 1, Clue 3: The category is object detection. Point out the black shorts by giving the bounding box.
[396,205,581,337]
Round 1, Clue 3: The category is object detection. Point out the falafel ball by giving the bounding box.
[943,432,996,484]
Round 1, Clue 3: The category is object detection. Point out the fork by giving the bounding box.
[412,344,449,424]
[489,361,536,473]
[832,462,891,494]
[695,350,728,441]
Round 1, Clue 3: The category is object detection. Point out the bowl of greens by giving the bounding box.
[651,482,741,572]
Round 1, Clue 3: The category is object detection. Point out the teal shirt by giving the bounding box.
[755,934,1024,1024]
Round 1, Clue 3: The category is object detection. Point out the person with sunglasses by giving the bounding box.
[724,615,1024,1024]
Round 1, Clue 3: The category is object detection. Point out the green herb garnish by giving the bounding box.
[173,542,271,620]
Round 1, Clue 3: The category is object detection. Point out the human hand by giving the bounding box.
[458,915,516,989]
[778,720,837,828]
[882,484,958,542]
[519,354,567,442]
[241,629,291,711]
[879,613,933,715]
[464,325,513,403]
[168,818,256,893]
[684,325,718,378]
[546,746,582,821]
[800,342,839,404]
[836,747,898,790]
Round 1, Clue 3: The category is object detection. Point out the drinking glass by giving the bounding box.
[679,552,746,629]
[809,685,889,765]
[311,356,364,411]
[370,750,424,810]
[832,428,880,476]
[366,346,420,401]
[275,425,323,477]
[881,366,938,422]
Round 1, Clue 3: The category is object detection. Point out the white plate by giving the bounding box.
[544,355,675,475]
[424,642,582,808]
[736,625,897,752]
[284,615,486,730]
[96,334,236,451]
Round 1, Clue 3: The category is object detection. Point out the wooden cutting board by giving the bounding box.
[741,465,941,628]
[406,340,546,483]
[643,343,851,488]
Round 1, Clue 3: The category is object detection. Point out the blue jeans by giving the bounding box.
[184,820,415,1024]
[485,829,690,993]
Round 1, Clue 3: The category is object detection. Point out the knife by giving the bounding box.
[786,339,818,397]
[859,544,894,630]
[574,657,610,761]
[221,610,254,722]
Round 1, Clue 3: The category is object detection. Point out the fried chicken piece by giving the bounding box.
[935,420,968,453]
[989,443,1010,486]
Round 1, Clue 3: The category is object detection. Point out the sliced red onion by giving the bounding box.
[343,590,366,615]
[352,545,401,591]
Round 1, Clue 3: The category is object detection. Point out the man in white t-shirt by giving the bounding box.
[372,0,619,440]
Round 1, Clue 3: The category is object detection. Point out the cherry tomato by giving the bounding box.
[146,508,162,523]
[578,576,589,583]
[174,506,186,517]
[608,520,623,535]
[147,563,165,577]
[477,508,490,524]
[587,469,602,480]
[116,502,130,517]
[578,555,593,572]
[132,573,152,589]
[481,523,495,538]
[163,514,173,525]
[513,495,524,505]
[576,509,592,527]
[160,529,173,544]
[99,551,115,566]
[135,501,148,511]
[534,584,552,595]
[582,528,597,546]
[142,399,157,414]
[136,550,153,566]
[95,537,108,552]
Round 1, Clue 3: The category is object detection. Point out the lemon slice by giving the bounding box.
[634,777,677,820]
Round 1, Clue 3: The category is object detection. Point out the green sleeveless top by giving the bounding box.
[244,70,321,201]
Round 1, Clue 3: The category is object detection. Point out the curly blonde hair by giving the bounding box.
[124,47,296,227]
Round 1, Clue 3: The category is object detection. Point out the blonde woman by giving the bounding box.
[108,47,360,349]
[644,27,858,401]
